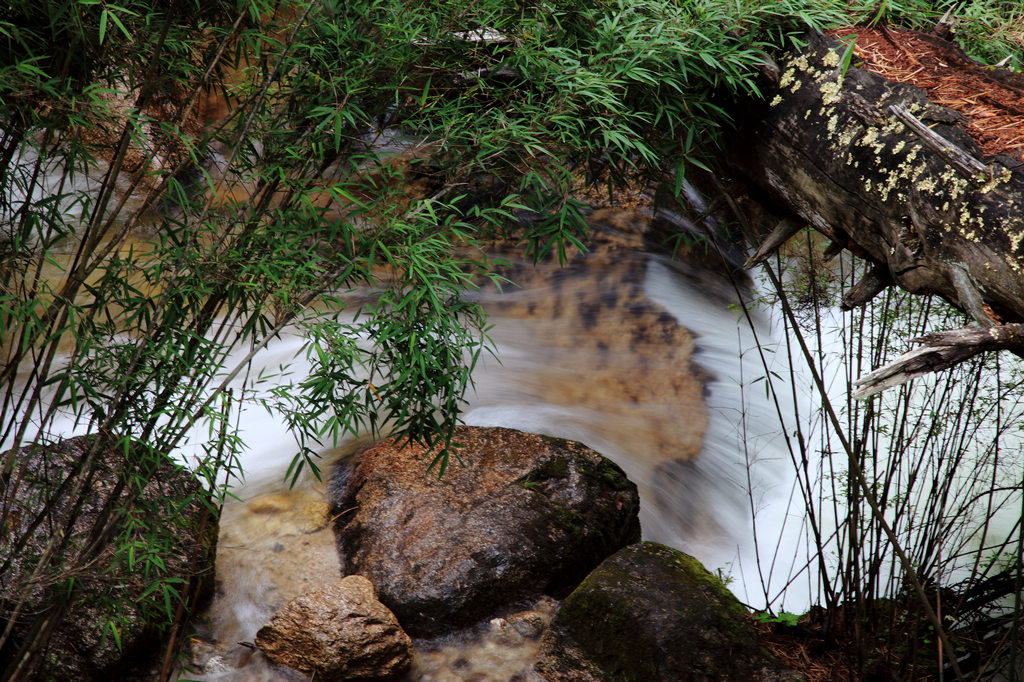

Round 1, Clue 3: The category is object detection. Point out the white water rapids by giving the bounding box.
[169,234,823,680]
[11,149,1023,678]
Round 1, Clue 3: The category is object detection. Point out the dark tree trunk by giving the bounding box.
[728,30,1024,393]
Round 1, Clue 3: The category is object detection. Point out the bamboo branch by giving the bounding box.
[888,104,988,178]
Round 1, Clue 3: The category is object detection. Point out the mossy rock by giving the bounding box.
[535,542,803,682]
[0,435,218,680]
[330,426,641,636]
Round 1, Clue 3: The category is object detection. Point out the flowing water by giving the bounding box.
[173,206,812,680]
[16,173,1024,678]
[17,158,1024,678]
[4,129,813,679]
[21,126,1024,678]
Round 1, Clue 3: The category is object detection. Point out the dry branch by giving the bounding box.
[852,324,1024,397]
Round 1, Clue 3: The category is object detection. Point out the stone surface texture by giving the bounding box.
[330,425,641,636]
[255,575,412,681]
[535,541,802,682]
[0,434,217,680]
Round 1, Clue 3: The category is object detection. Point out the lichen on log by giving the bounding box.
[730,29,1024,391]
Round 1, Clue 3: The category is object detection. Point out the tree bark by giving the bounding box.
[729,30,1024,392]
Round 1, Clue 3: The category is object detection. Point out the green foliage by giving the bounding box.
[754,610,801,627]
[3,0,1020,676]
[1,0,855,673]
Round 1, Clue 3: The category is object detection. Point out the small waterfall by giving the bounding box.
[175,215,807,679]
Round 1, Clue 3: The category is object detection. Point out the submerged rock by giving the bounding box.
[0,434,217,680]
[407,596,559,680]
[255,576,412,681]
[330,425,640,636]
[535,541,801,682]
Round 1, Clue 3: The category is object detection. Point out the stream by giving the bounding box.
[16,176,1023,678]
[174,206,811,680]
[19,166,1023,677]
[3,134,814,678]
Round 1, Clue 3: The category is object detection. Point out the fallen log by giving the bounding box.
[729,28,1024,394]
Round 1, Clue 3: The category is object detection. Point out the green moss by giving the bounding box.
[517,455,569,491]
[666,548,747,618]
[539,433,572,448]
[555,563,661,681]
[549,501,587,536]
[544,542,765,681]
[539,455,570,479]
[577,456,632,491]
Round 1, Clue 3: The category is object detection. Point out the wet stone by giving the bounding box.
[329,426,641,636]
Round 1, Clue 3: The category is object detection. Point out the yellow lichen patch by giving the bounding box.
[979,166,1012,194]
[874,144,932,202]
[1009,230,1024,253]
[822,49,840,68]
[838,126,860,149]
[860,127,879,147]
[938,170,970,201]
[904,146,920,168]
[957,207,972,227]
[879,171,901,202]
[959,206,975,237]
[881,119,904,137]
[809,63,834,85]
[770,95,783,107]
[827,115,839,133]
[820,80,841,106]
[957,204,984,238]
[779,68,796,89]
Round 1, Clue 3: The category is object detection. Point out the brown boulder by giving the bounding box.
[330,426,641,636]
[255,576,412,681]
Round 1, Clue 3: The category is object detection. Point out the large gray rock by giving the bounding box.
[0,435,217,680]
[330,425,641,636]
[535,541,802,682]
[255,576,412,681]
